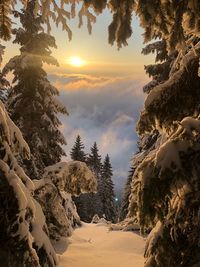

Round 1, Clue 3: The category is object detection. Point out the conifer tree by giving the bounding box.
[84,142,103,221]
[70,141,103,222]
[121,131,159,223]
[119,165,134,221]
[0,23,59,267]
[101,154,116,222]
[70,135,87,162]
[129,34,200,267]
[87,142,102,176]
[70,135,89,221]
[3,1,68,179]
[0,101,59,267]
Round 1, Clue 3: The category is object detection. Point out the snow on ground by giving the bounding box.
[55,223,145,267]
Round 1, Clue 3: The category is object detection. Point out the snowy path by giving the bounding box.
[56,223,145,267]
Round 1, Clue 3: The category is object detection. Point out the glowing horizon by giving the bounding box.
[1,7,155,80]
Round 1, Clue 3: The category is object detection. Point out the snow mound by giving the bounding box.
[110,218,140,232]
[91,214,111,225]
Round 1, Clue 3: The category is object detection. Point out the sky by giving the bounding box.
[2,5,154,198]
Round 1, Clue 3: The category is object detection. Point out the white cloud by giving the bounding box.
[49,73,146,195]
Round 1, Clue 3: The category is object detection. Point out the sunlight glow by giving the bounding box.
[68,56,86,67]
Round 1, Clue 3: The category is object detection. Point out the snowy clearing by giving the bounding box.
[56,223,145,267]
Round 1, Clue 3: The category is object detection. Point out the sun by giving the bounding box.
[67,56,86,67]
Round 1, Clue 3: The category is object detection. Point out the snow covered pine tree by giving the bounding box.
[34,161,97,241]
[3,1,68,179]
[0,34,59,267]
[0,103,60,267]
[128,2,200,267]
[0,105,97,265]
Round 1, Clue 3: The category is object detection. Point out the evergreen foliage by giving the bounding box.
[4,1,68,179]
[1,1,200,266]
[0,29,52,267]
[70,135,87,162]
[0,42,97,264]
[72,188,90,222]
[119,165,134,221]
[86,142,104,218]
[73,142,104,222]
[0,0,12,41]
[87,142,102,176]
[2,1,200,51]
[129,28,200,267]
[79,146,117,223]
[0,100,58,267]
[0,44,9,102]
[34,161,97,241]
[142,40,177,94]
[0,98,97,265]
[69,139,106,223]
[70,135,89,221]
[101,154,116,222]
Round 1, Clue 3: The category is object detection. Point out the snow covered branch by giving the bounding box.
[0,100,58,266]
[34,161,97,240]
[130,116,200,266]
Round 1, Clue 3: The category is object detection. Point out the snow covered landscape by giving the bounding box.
[1,1,200,267]
[56,223,145,267]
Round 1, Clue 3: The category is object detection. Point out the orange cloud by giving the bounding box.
[51,73,146,92]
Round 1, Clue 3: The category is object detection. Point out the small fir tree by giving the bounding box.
[70,135,89,221]
[87,142,102,176]
[84,142,103,221]
[70,135,87,162]
[101,154,116,222]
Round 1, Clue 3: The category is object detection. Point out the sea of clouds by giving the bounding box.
[50,73,147,197]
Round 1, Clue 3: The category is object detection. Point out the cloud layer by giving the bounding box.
[50,73,146,197]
